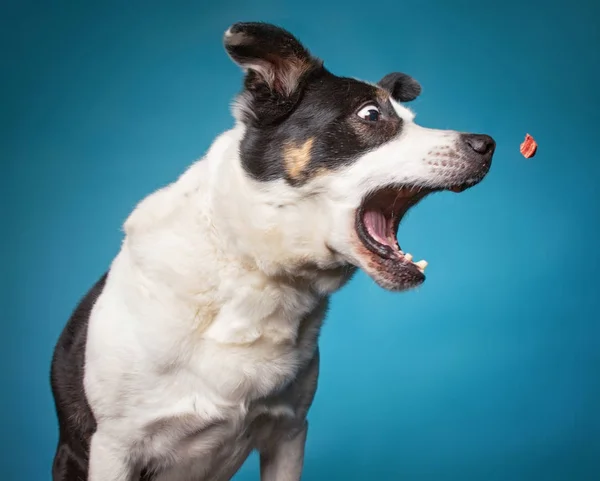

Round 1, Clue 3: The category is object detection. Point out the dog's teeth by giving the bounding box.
[405,253,413,261]
[415,260,428,271]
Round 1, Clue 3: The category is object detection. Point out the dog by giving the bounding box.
[50,22,495,481]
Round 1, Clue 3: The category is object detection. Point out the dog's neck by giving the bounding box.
[204,125,355,294]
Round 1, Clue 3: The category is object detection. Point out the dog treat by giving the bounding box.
[520,134,537,158]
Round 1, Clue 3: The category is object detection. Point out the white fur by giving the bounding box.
[84,95,469,479]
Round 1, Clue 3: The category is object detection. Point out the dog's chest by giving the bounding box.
[136,290,326,480]
[186,280,325,402]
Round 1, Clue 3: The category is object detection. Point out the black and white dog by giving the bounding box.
[51,22,495,481]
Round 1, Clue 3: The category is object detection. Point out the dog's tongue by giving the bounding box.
[363,209,392,247]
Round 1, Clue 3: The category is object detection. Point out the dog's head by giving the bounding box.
[224,22,495,291]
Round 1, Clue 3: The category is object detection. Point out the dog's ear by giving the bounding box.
[224,22,322,123]
[224,22,319,96]
[378,72,421,103]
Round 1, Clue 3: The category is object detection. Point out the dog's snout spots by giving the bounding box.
[284,138,315,181]
[426,148,461,168]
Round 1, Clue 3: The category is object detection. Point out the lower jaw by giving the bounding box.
[355,222,428,286]
[357,248,426,292]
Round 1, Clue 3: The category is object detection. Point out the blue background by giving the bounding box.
[3,1,599,480]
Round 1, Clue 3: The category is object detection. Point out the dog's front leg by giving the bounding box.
[88,430,136,481]
[259,421,308,481]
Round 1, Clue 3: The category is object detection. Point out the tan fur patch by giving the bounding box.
[283,138,315,180]
[376,88,391,104]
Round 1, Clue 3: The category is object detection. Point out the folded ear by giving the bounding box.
[378,72,422,102]
[224,22,321,97]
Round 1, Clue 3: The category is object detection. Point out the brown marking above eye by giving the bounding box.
[376,89,391,104]
[283,137,315,180]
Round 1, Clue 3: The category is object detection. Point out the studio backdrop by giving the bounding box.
[2,1,599,480]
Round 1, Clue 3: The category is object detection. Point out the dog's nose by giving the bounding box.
[463,134,496,155]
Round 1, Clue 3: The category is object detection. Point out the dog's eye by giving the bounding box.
[357,104,381,122]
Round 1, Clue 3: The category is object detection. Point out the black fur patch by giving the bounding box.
[50,274,105,480]
[225,22,422,185]
[240,69,404,184]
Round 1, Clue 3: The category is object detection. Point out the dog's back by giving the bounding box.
[50,274,106,480]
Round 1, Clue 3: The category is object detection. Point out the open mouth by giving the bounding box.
[355,185,432,280]
[353,182,475,289]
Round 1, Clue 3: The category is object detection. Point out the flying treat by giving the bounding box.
[520,134,537,158]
